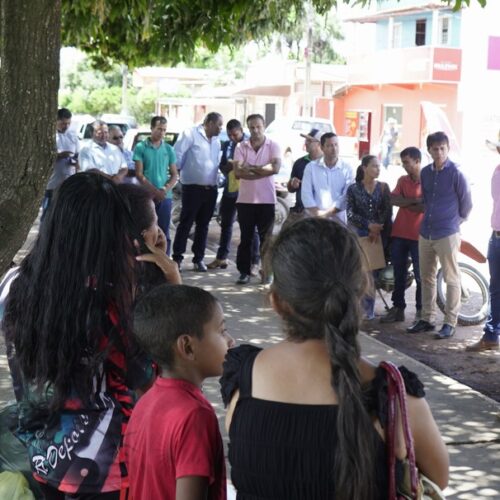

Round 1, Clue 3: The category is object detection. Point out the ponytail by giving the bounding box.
[323,291,377,500]
[270,217,379,499]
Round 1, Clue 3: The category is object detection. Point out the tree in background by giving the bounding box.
[271,6,345,63]
[0,0,489,274]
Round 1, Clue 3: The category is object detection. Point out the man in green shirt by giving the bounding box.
[134,116,178,255]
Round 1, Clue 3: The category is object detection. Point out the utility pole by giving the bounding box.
[303,1,313,117]
[121,64,129,115]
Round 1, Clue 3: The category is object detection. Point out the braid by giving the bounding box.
[323,290,377,500]
[271,217,379,499]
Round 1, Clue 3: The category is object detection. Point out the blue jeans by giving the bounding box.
[156,197,172,256]
[391,237,421,311]
[41,189,53,222]
[483,232,500,341]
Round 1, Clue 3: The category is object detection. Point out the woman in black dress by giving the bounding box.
[220,217,448,500]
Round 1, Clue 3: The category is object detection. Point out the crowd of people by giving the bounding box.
[3,105,500,499]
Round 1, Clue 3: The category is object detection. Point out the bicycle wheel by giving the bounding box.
[436,262,489,326]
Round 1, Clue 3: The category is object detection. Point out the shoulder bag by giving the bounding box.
[380,361,446,500]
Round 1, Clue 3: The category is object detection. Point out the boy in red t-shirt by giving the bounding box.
[124,284,234,500]
[381,147,424,325]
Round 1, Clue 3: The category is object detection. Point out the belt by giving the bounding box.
[188,184,217,190]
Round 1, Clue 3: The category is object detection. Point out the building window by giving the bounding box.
[392,23,402,48]
[439,17,451,45]
[415,19,427,46]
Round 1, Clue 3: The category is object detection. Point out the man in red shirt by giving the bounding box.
[381,147,424,324]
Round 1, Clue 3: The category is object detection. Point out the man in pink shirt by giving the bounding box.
[381,147,424,325]
[466,130,500,351]
[233,114,281,284]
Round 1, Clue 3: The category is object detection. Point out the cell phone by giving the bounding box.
[134,232,150,255]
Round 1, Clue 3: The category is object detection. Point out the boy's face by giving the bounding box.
[193,302,234,378]
[428,141,449,167]
[401,155,420,177]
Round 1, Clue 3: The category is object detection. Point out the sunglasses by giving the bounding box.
[111,136,124,140]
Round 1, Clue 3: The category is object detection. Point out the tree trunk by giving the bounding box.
[0,0,61,275]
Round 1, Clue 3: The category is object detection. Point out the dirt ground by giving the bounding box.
[362,305,500,402]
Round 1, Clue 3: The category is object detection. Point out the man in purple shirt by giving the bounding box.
[466,130,500,351]
[407,131,472,338]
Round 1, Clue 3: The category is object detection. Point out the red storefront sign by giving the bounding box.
[432,48,461,81]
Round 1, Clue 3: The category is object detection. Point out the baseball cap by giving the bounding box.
[300,128,322,141]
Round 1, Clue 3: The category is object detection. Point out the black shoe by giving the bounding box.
[193,261,207,272]
[406,320,435,334]
[435,324,456,339]
[174,260,182,273]
[236,273,250,285]
[380,307,405,323]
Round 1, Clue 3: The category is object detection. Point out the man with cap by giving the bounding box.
[466,129,500,351]
[301,132,354,223]
[286,128,323,215]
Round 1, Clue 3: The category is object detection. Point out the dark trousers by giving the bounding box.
[156,197,172,255]
[484,232,500,341]
[172,184,217,263]
[236,203,274,275]
[217,194,259,263]
[391,237,421,311]
[39,483,120,499]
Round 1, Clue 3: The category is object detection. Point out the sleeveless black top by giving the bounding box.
[220,344,425,500]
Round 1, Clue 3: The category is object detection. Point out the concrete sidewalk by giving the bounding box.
[179,253,500,500]
[1,251,499,499]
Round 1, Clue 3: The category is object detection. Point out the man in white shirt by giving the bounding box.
[42,108,80,219]
[172,112,223,272]
[79,120,127,183]
[301,132,354,224]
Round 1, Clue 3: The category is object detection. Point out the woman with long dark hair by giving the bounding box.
[3,172,179,499]
[347,154,392,319]
[220,218,448,499]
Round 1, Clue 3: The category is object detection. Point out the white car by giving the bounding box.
[69,114,138,148]
[265,116,336,166]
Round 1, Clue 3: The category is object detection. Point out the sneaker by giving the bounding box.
[236,273,250,285]
[380,307,405,323]
[406,320,435,334]
[465,338,500,352]
[207,258,228,269]
[434,324,456,339]
[193,261,208,272]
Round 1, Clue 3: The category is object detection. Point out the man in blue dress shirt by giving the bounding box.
[407,131,472,338]
[172,112,223,272]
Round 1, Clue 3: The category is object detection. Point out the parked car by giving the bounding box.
[265,116,336,165]
[70,114,139,148]
[123,128,180,152]
[69,114,95,142]
[100,113,137,135]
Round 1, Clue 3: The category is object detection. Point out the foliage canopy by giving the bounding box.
[62,0,485,69]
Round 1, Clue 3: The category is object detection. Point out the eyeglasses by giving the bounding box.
[111,136,123,140]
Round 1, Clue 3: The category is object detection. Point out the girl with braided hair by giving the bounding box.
[220,217,448,499]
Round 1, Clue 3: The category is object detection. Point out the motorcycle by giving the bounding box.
[375,239,489,326]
